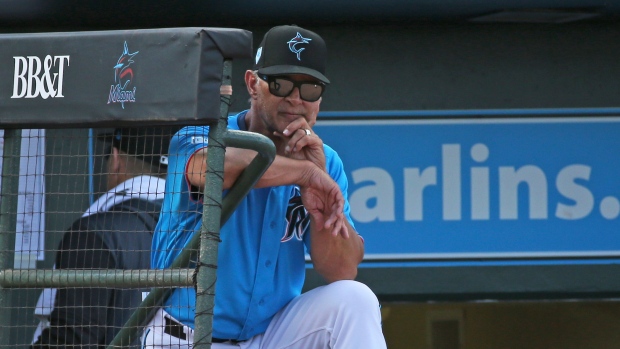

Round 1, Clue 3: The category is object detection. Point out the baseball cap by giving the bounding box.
[254,25,330,84]
[97,127,179,168]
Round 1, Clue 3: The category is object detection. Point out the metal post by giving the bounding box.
[0,129,21,346]
[193,59,233,348]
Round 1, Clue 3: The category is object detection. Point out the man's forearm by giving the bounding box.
[310,219,364,283]
[248,153,316,189]
[191,148,316,190]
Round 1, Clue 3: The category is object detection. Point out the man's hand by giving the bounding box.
[274,121,326,171]
[299,166,349,239]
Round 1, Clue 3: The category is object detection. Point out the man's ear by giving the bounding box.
[245,70,259,99]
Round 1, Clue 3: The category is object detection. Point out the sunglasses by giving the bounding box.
[258,74,326,102]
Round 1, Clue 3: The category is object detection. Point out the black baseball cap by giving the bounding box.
[97,127,179,168]
[254,25,330,84]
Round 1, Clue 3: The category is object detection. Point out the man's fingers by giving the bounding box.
[325,197,346,238]
[291,128,316,153]
[340,222,349,239]
[321,193,342,229]
[282,119,310,137]
[323,209,337,228]
[280,128,310,155]
[325,215,348,239]
[332,218,345,238]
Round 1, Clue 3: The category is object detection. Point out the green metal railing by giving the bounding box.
[0,59,276,348]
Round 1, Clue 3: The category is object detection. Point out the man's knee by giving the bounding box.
[322,280,380,310]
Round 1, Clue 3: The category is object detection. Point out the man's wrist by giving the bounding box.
[296,159,321,188]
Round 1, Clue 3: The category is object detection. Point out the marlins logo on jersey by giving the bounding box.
[282,186,310,242]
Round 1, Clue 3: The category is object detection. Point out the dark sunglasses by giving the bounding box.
[258,74,326,102]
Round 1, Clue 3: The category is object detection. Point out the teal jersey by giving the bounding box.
[151,111,355,340]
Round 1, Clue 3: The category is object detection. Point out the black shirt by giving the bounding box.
[32,198,160,349]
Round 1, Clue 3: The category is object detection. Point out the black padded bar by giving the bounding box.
[0,27,252,128]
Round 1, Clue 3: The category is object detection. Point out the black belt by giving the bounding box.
[164,316,241,344]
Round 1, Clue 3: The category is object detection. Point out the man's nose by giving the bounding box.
[285,86,302,102]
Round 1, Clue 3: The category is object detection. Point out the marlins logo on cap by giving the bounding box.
[254,25,329,84]
[287,32,311,60]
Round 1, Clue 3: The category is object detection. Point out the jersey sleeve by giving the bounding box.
[169,126,211,202]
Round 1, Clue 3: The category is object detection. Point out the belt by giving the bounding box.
[164,316,242,344]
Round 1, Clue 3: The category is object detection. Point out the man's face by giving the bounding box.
[253,73,323,134]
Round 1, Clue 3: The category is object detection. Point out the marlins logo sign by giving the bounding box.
[107,41,138,109]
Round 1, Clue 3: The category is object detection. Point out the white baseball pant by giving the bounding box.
[142,280,387,348]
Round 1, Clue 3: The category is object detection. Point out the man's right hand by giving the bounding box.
[275,121,326,172]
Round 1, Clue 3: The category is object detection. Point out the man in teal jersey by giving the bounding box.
[146,25,387,349]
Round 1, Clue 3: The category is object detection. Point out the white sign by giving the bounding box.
[0,129,46,268]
